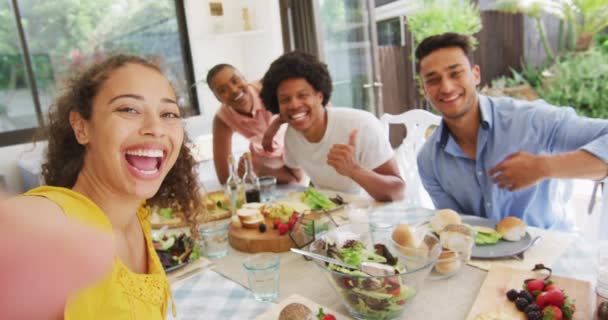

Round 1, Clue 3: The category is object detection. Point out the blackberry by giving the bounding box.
[258,223,267,233]
[506,289,519,301]
[515,297,529,311]
[519,290,534,303]
[526,310,542,320]
[524,303,540,313]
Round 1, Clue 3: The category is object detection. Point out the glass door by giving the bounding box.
[315,0,383,115]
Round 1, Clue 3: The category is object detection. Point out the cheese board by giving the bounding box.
[466,265,592,320]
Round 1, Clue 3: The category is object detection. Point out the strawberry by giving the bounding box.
[525,279,545,295]
[273,218,281,229]
[316,308,336,320]
[536,292,547,309]
[292,211,299,219]
[278,223,289,235]
[544,289,564,307]
[543,305,563,320]
[544,284,558,292]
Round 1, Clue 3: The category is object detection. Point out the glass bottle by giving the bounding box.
[242,152,261,203]
[225,155,242,216]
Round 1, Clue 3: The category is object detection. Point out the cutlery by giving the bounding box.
[290,248,358,270]
[290,248,397,276]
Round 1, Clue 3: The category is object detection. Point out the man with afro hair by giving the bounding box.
[260,51,404,201]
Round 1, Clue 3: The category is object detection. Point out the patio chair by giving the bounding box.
[380,109,441,209]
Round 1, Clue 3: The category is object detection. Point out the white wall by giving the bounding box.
[184,0,284,188]
[184,0,284,135]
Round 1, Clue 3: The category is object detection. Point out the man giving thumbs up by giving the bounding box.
[260,51,404,201]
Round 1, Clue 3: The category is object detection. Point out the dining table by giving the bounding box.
[166,186,602,320]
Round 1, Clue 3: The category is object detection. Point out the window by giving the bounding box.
[0,0,197,147]
[377,17,402,46]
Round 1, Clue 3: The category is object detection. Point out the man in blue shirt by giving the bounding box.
[416,33,608,230]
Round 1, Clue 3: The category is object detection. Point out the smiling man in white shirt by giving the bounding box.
[260,51,404,201]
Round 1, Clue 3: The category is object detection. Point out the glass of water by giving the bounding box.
[243,253,280,301]
[258,176,277,203]
[199,220,230,259]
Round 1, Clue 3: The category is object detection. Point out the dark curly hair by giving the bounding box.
[415,32,475,72]
[41,54,203,231]
[260,51,332,114]
[206,63,234,88]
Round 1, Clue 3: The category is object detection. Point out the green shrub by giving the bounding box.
[406,0,482,48]
[538,49,608,119]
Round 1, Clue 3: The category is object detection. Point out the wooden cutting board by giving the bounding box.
[466,265,592,320]
[228,216,296,253]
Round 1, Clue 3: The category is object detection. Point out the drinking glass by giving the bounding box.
[243,253,280,301]
[199,220,230,259]
[258,176,277,203]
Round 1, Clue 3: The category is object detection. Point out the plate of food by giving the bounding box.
[255,294,349,320]
[151,191,231,229]
[289,187,348,214]
[461,215,533,259]
[152,233,201,272]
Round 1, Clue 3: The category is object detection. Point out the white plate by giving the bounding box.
[461,215,533,259]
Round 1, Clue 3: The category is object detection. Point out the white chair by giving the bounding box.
[599,178,608,240]
[380,109,441,208]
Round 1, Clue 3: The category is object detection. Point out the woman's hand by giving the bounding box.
[0,194,113,320]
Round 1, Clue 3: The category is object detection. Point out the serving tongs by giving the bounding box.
[290,248,396,276]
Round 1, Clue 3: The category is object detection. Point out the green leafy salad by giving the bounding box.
[301,187,342,210]
[314,239,416,319]
[473,226,502,245]
[152,233,201,270]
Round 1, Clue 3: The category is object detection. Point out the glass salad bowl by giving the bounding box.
[308,224,441,320]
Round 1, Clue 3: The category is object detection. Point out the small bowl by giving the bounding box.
[428,248,467,279]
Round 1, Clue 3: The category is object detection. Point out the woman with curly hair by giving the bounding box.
[4,54,201,319]
[260,51,404,201]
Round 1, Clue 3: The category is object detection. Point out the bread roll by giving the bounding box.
[496,216,526,241]
[439,224,475,259]
[430,209,462,232]
[237,208,264,229]
[278,303,313,320]
[391,224,427,256]
[392,224,416,247]
[435,249,461,275]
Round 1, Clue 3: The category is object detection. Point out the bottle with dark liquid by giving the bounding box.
[242,152,261,203]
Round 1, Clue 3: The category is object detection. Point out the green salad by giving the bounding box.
[472,226,502,245]
[318,239,416,319]
[301,187,337,210]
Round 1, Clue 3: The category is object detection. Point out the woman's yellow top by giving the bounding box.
[25,186,175,320]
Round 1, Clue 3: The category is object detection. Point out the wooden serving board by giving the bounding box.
[228,217,295,253]
[466,265,592,320]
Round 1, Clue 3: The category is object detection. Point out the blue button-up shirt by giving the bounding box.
[417,95,608,230]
